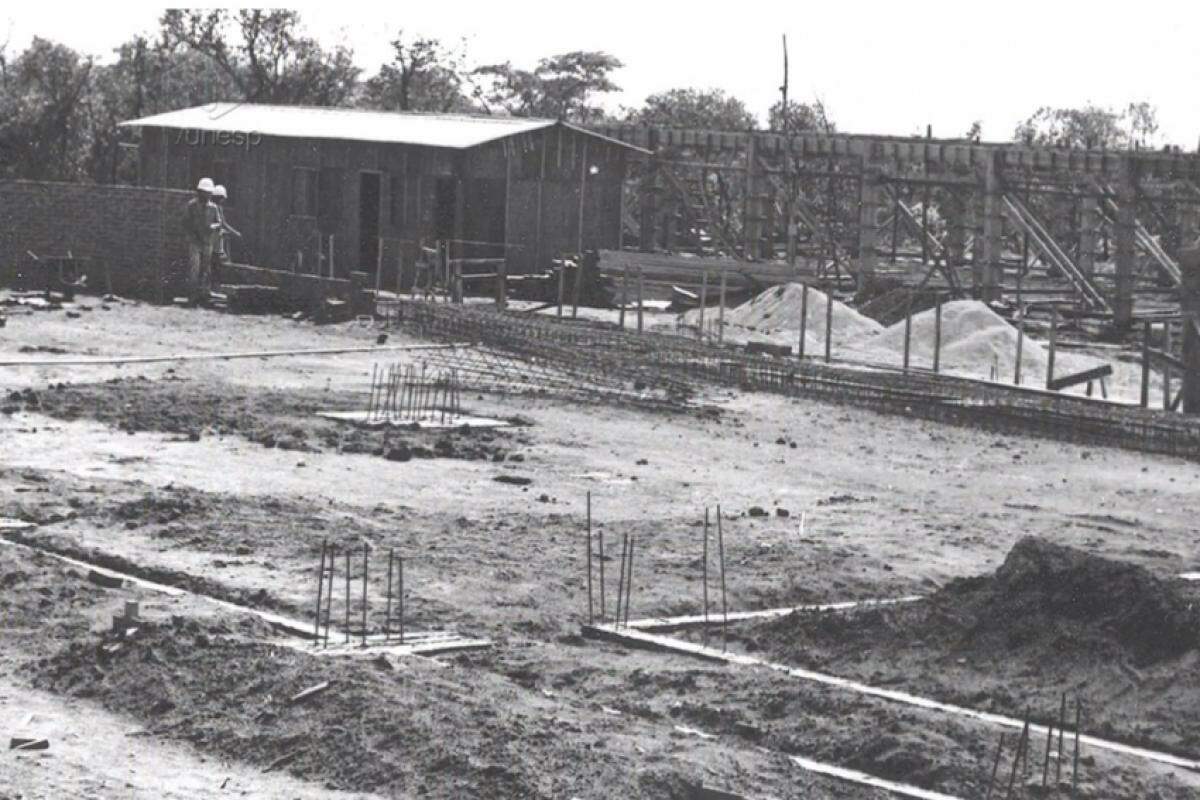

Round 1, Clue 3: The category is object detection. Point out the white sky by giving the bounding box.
[6,1,1199,147]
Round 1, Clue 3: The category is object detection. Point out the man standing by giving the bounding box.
[211,185,242,283]
[184,177,219,304]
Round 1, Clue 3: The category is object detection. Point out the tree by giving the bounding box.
[363,32,470,113]
[160,9,359,106]
[473,51,622,123]
[767,98,833,134]
[0,37,94,180]
[628,87,756,130]
[1013,102,1160,149]
[965,120,982,142]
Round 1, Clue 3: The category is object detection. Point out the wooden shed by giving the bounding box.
[120,103,646,282]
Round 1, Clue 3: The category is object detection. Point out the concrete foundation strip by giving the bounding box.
[623,595,924,632]
[786,754,963,800]
[0,342,468,368]
[582,623,1200,773]
[0,536,488,653]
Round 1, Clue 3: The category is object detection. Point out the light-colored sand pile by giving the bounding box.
[861,299,1106,386]
[683,283,883,348]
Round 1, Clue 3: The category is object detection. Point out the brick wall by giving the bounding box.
[0,180,193,301]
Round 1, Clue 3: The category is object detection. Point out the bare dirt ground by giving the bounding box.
[3,296,1200,798]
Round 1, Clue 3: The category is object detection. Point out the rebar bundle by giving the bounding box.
[366,363,463,425]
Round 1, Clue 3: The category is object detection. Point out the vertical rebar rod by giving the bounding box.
[585,500,594,625]
[623,534,634,628]
[1046,306,1058,389]
[1014,305,1025,385]
[385,548,394,642]
[1056,692,1067,783]
[1164,321,1173,409]
[361,546,369,646]
[902,299,912,372]
[614,534,628,627]
[984,732,1005,800]
[313,541,327,642]
[368,363,379,422]
[717,504,728,650]
[323,544,334,647]
[398,554,405,643]
[344,549,351,644]
[933,293,942,373]
[1004,719,1029,800]
[798,284,808,360]
[598,528,605,622]
[703,506,710,646]
[1042,718,1055,787]
[824,291,833,363]
[1072,698,1081,796]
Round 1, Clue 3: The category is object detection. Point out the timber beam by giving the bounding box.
[594,124,1200,179]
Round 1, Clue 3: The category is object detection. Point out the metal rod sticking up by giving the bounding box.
[313,540,327,643]
[702,506,710,646]
[717,504,728,650]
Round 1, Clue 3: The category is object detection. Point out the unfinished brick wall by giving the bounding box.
[0,180,193,301]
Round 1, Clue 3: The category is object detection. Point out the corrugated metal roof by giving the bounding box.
[119,103,646,152]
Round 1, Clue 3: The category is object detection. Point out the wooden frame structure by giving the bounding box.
[595,124,1200,329]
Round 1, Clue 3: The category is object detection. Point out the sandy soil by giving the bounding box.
[3,297,1199,798]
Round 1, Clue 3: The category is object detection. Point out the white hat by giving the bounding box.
[196,177,215,193]
[213,185,227,199]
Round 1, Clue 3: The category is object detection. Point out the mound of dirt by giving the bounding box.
[682,283,883,347]
[760,537,1198,669]
[31,619,630,799]
[940,536,1199,666]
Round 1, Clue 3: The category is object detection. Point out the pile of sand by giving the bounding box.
[860,300,1104,384]
[683,283,883,349]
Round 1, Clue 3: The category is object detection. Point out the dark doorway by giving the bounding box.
[433,177,458,240]
[359,172,381,270]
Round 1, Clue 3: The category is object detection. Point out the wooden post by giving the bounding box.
[1141,319,1151,407]
[824,290,833,363]
[1114,160,1137,329]
[556,261,565,318]
[375,237,383,297]
[718,269,727,343]
[329,234,336,278]
[570,261,581,319]
[978,153,1001,301]
[698,270,708,340]
[496,257,507,309]
[395,245,403,297]
[858,164,881,288]
[619,265,628,329]
[933,294,942,373]
[637,266,645,333]
[1163,321,1172,409]
[1014,305,1025,385]
[1078,194,1098,279]
[799,283,809,359]
[743,135,757,259]
[1046,306,1057,389]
